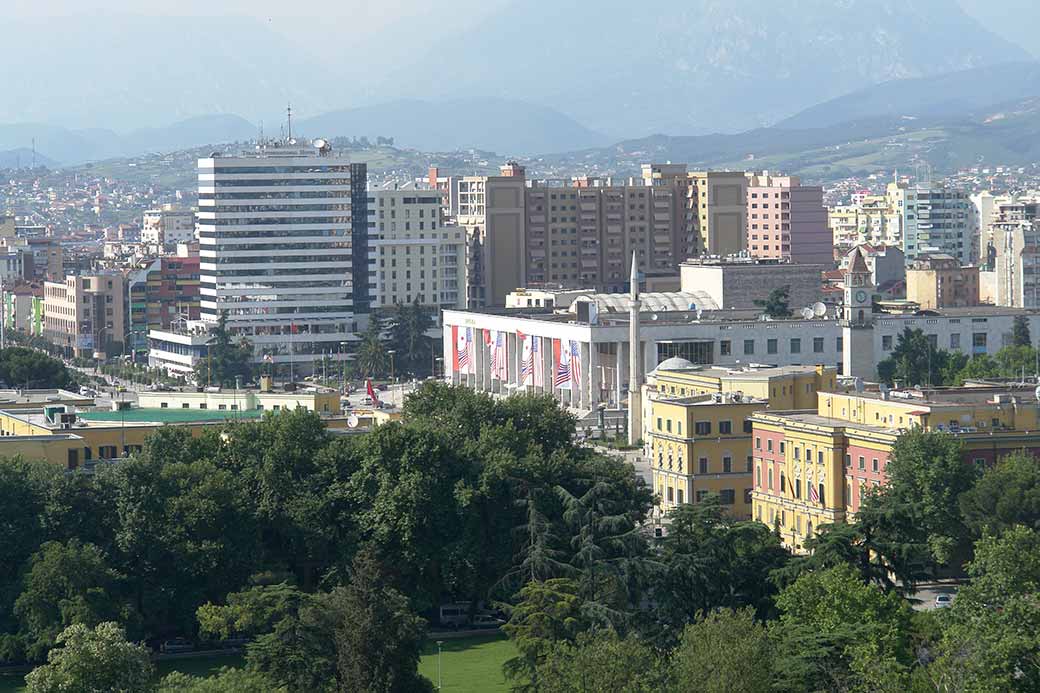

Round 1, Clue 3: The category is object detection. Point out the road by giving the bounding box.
[907,582,961,611]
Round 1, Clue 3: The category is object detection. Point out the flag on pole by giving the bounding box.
[554,339,572,389]
[519,333,534,386]
[531,336,543,387]
[366,379,380,405]
[489,330,506,380]
[568,340,582,389]
[808,481,819,503]
[454,326,472,375]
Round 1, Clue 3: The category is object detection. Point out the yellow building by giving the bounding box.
[752,384,1040,552]
[650,393,762,520]
[0,394,364,469]
[645,361,840,524]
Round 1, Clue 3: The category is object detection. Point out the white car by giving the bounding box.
[934,594,953,608]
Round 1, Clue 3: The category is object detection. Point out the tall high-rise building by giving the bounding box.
[197,141,366,368]
[746,172,832,265]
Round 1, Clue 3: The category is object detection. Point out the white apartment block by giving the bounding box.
[142,206,196,247]
[197,142,366,367]
[900,181,976,265]
[369,185,465,310]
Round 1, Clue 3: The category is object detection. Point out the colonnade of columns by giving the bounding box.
[444,327,658,412]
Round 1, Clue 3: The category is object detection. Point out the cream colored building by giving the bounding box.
[369,185,465,309]
[688,171,748,255]
[142,205,195,248]
[136,388,342,415]
[457,164,527,308]
[43,273,126,358]
[905,254,980,310]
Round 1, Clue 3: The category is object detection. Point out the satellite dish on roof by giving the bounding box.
[1034,385,1040,401]
[800,307,814,319]
[313,138,327,149]
[813,302,827,317]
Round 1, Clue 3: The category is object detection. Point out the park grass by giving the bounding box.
[0,638,513,692]
[419,634,516,693]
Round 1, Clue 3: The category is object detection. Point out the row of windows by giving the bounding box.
[655,418,753,435]
[756,466,826,505]
[664,487,750,506]
[721,336,831,356]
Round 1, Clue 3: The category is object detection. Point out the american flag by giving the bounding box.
[490,331,506,379]
[456,327,472,373]
[568,340,581,388]
[554,339,571,388]
[520,334,534,385]
[808,481,819,503]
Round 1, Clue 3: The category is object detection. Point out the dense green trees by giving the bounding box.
[192,313,253,387]
[25,622,154,693]
[384,299,435,376]
[0,347,77,389]
[1,381,1037,691]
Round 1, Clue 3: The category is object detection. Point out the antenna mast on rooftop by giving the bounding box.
[286,104,293,143]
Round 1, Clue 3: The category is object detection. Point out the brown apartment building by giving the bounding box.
[460,163,754,307]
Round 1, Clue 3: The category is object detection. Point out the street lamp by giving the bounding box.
[436,640,444,690]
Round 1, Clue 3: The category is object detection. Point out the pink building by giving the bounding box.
[746,172,833,266]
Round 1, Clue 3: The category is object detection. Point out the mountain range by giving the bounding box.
[2,0,1034,144]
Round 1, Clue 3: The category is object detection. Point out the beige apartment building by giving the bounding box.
[457,163,527,308]
[906,254,980,310]
[369,185,466,310]
[43,273,126,358]
[688,171,747,256]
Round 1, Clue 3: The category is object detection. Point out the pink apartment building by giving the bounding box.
[746,173,833,266]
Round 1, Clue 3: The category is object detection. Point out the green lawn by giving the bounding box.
[419,634,516,693]
[0,638,512,692]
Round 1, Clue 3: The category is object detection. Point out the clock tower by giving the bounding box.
[842,246,876,378]
[843,246,874,325]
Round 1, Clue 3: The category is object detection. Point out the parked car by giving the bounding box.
[160,637,194,654]
[361,396,375,406]
[934,594,954,608]
[470,614,506,629]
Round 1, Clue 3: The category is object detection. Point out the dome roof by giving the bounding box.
[569,291,719,314]
[653,356,696,373]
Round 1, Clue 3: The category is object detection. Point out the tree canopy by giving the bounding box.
[0,348,77,389]
[193,313,253,388]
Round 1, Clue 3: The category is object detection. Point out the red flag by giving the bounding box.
[366,379,379,404]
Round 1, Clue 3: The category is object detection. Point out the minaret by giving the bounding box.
[627,252,642,445]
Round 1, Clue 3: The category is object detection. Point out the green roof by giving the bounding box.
[77,407,264,424]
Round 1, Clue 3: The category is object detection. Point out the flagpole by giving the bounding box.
[288,323,294,384]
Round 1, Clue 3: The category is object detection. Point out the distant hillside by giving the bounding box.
[298,98,608,155]
[545,95,1040,181]
[0,148,57,169]
[780,61,1040,129]
[0,115,257,166]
